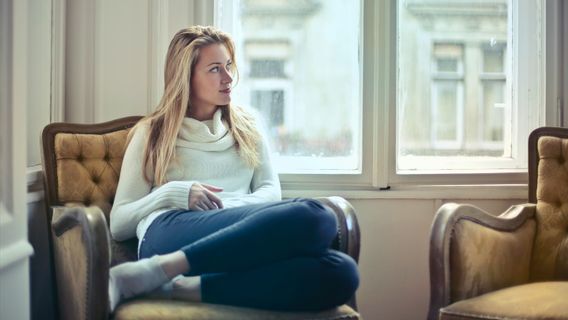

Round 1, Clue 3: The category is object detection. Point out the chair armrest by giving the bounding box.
[428,203,537,320]
[51,205,111,320]
[317,196,361,263]
[317,196,361,311]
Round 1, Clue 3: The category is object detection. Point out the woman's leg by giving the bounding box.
[140,198,338,275]
[110,198,337,310]
[200,250,359,311]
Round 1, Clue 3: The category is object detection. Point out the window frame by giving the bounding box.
[214,0,545,192]
[391,0,545,185]
[215,0,389,190]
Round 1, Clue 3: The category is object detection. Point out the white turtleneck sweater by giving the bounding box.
[109,109,282,250]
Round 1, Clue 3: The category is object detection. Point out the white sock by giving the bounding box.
[170,276,202,301]
[143,274,180,299]
[108,256,169,312]
[146,275,201,302]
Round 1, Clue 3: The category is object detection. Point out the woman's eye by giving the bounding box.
[209,66,219,72]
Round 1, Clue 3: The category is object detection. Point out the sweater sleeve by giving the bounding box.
[109,125,194,241]
[222,136,282,208]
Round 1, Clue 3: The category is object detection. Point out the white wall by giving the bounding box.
[351,197,523,319]
[1,1,34,320]
[65,0,214,123]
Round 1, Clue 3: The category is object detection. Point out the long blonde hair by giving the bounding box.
[131,26,261,185]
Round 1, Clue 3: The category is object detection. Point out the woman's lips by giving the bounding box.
[220,88,231,94]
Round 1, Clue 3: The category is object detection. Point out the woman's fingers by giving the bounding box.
[200,196,217,210]
[204,189,224,209]
[193,202,206,211]
[189,182,224,211]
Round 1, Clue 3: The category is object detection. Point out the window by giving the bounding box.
[216,0,545,189]
[250,59,286,78]
[430,43,464,150]
[480,44,506,148]
[217,0,362,174]
[396,0,542,174]
[251,90,284,127]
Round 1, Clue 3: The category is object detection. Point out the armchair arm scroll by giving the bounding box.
[317,196,361,311]
[51,206,111,320]
[428,203,537,320]
[317,196,361,263]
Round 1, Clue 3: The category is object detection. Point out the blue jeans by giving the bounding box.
[139,198,359,311]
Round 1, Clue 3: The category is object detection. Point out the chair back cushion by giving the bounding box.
[54,130,128,215]
[42,117,142,265]
[530,129,568,281]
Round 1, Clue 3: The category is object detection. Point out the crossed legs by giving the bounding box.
[109,199,359,312]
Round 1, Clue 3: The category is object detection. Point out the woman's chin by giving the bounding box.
[218,98,231,106]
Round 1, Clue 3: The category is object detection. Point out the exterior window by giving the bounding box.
[216,0,544,185]
[251,90,284,127]
[430,43,464,150]
[480,44,506,148]
[250,59,286,78]
[396,0,538,171]
[217,0,362,173]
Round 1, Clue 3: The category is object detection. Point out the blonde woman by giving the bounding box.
[108,26,359,312]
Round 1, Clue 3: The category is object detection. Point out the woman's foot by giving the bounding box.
[147,275,202,302]
[171,276,202,301]
[108,256,170,312]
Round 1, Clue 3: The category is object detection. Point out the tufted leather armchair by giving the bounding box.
[41,116,362,320]
[428,127,568,320]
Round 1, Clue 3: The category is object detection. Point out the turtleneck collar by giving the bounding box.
[177,109,235,151]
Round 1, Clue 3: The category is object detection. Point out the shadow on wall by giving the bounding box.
[28,198,57,320]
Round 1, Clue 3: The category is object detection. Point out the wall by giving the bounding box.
[1,1,34,319]
[65,0,213,124]
[351,197,523,319]
[28,193,56,320]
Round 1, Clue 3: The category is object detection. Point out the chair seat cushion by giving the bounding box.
[115,299,360,320]
[440,282,568,320]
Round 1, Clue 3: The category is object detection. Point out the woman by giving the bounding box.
[108,25,359,313]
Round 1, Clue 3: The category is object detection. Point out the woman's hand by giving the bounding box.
[188,183,224,211]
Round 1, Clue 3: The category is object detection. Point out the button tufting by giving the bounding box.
[92,176,100,184]
[104,154,110,162]
[558,156,566,165]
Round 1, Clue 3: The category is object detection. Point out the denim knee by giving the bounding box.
[318,250,360,307]
[290,199,338,250]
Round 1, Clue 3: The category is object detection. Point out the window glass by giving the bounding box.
[397,0,509,169]
[220,0,362,173]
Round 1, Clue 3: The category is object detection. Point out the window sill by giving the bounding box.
[282,184,527,200]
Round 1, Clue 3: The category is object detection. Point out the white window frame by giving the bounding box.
[215,0,389,191]
[392,0,545,183]
[214,0,547,192]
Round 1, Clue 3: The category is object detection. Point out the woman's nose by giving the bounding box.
[222,68,233,84]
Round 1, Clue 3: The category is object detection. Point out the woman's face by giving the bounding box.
[190,43,233,115]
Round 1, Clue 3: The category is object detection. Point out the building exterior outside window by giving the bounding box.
[228,0,362,173]
[398,0,510,166]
